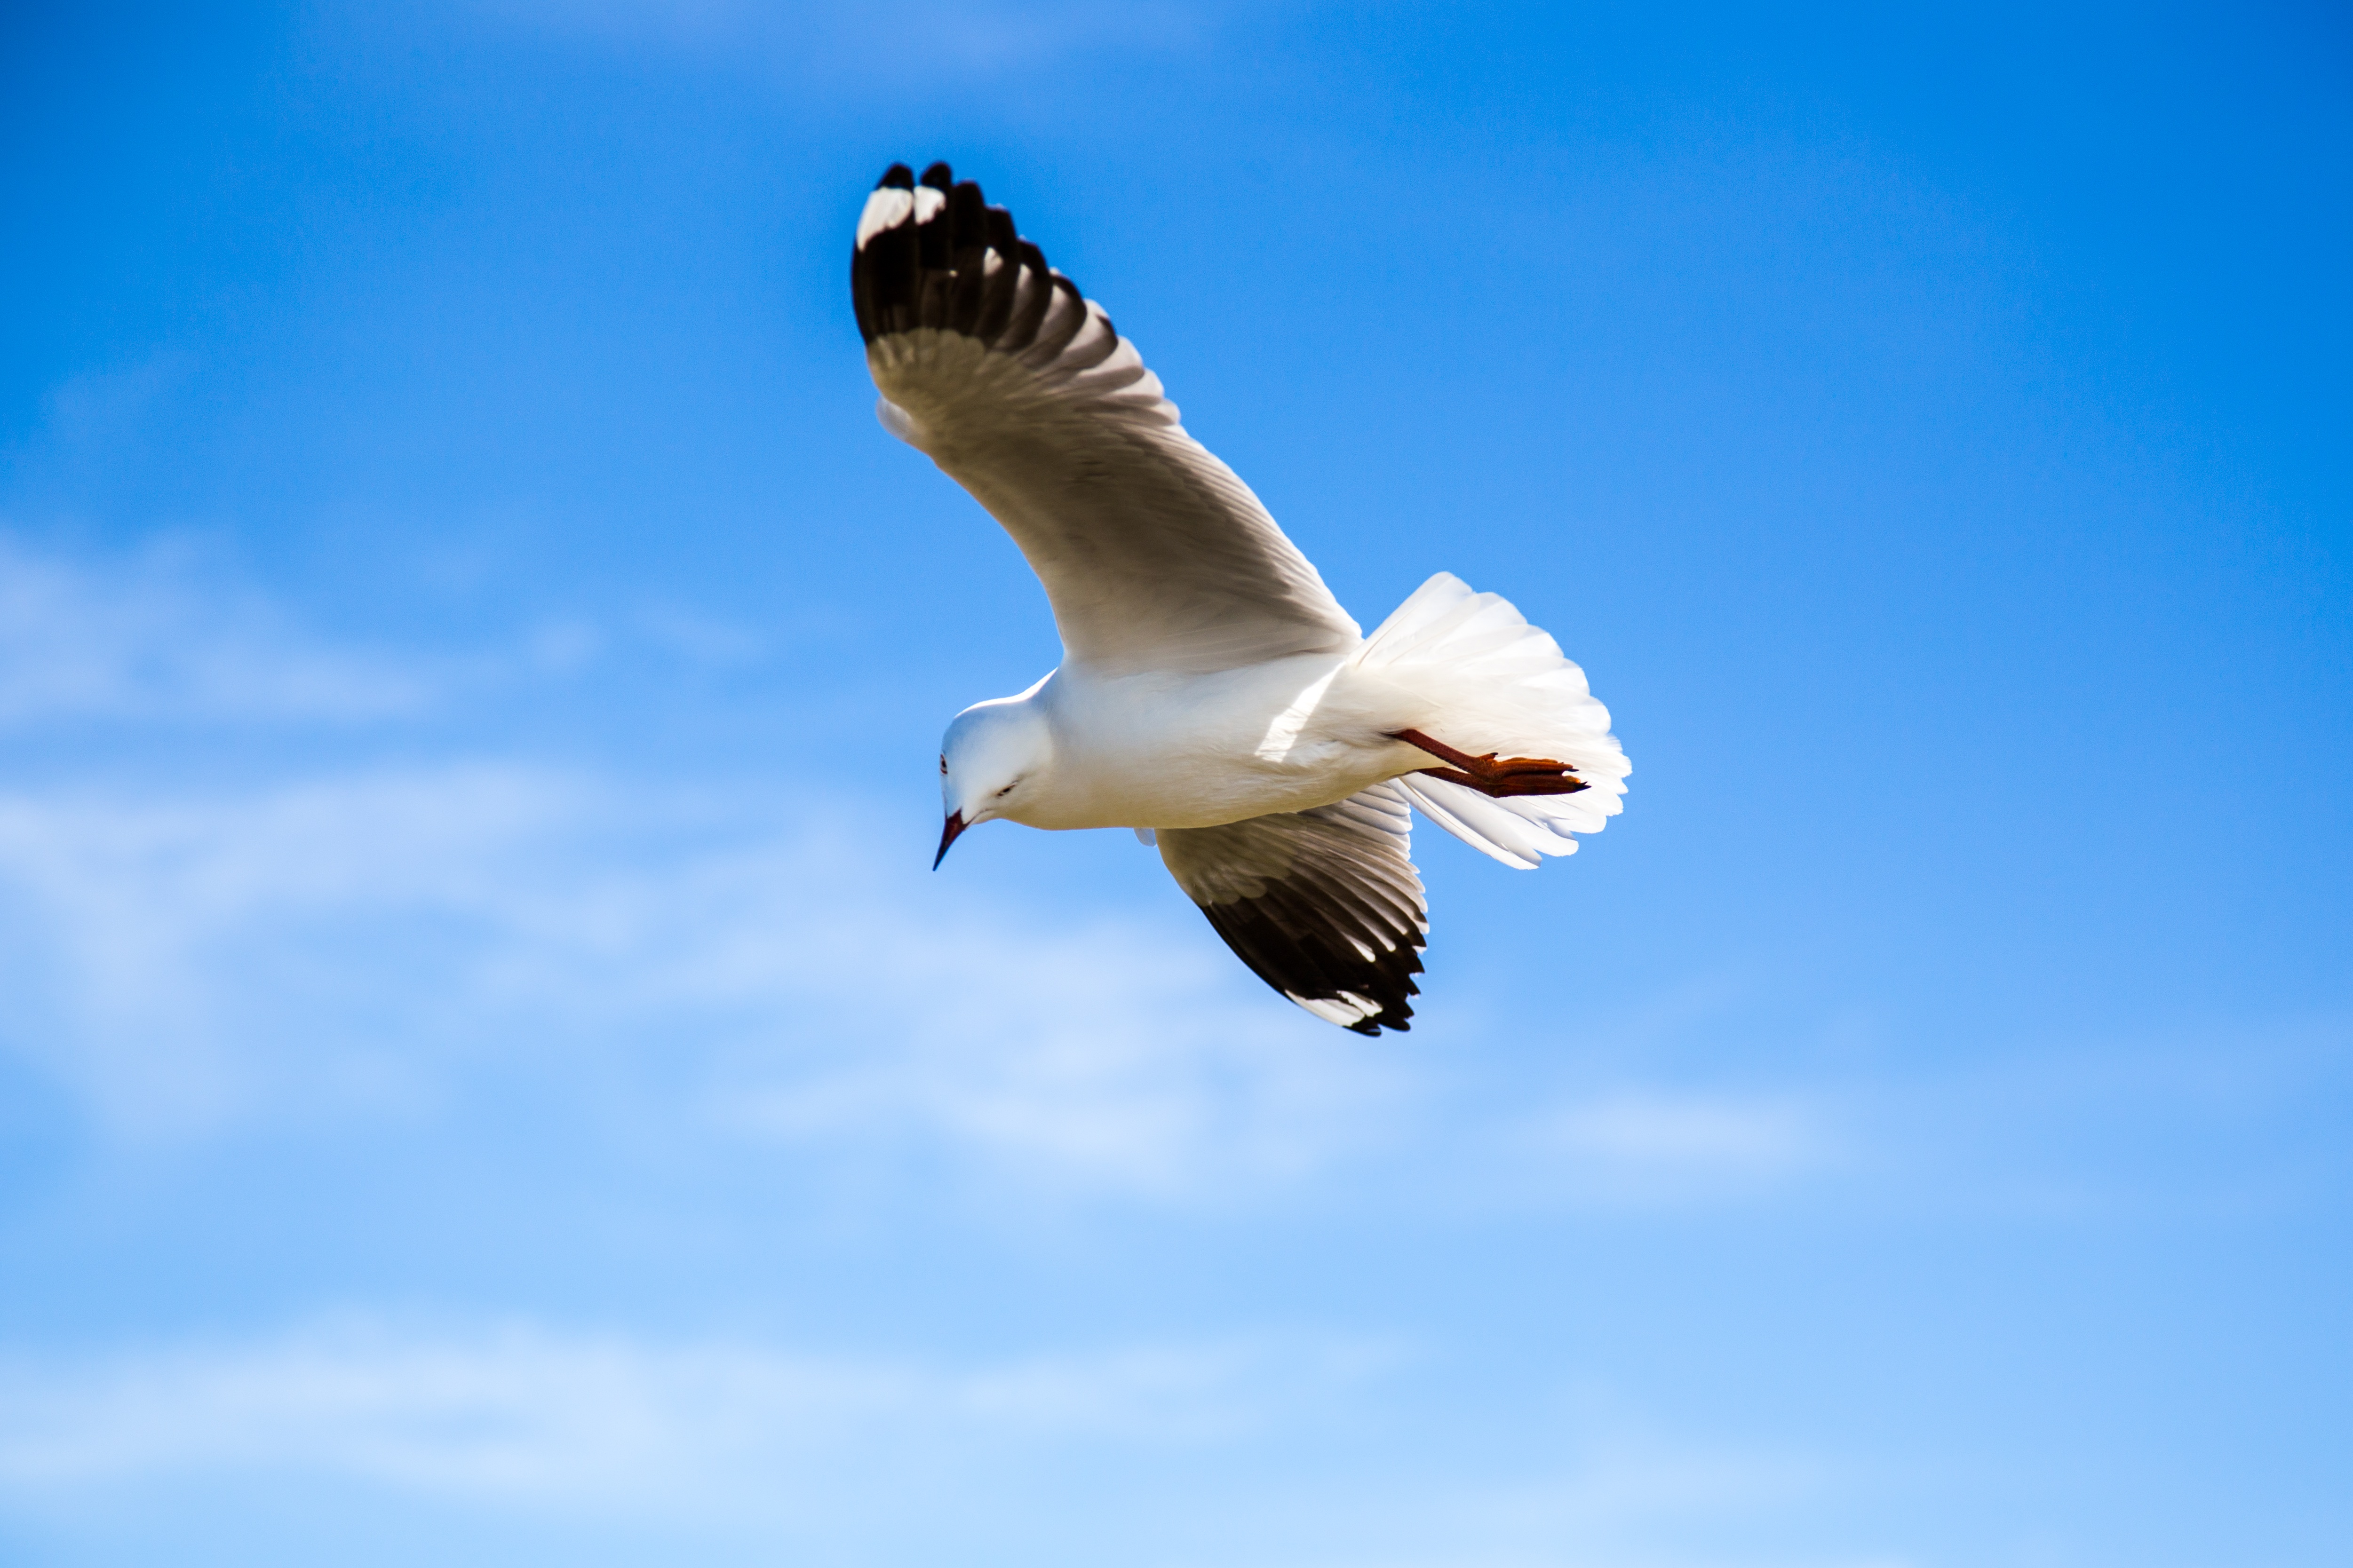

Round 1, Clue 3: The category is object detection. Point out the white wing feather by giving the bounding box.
[856,167,1360,676]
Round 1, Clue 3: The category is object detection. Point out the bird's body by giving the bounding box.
[971,656,1420,832]
[854,161,1631,1033]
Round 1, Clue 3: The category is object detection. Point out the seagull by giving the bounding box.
[854,161,1630,1034]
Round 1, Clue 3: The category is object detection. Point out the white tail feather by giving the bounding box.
[1357,573,1630,868]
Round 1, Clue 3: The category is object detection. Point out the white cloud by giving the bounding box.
[1363,1440,1845,1568]
[0,533,426,726]
[0,748,1858,1211]
[0,1318,1382,1514]
[0,1319,1872,1567]
[0,763,1406,1194]
[0,766,580,1129]
[1505,1089,1832,1205]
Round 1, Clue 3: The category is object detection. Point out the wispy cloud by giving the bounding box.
[0,531,786,733]
[0,751,1869,1214]
[1364,1440,1854,1568]
[0,533,427,726]
[1502,1089,1834,1206]
[0,763,1407,1196]
[0,1318,1384,1513]
[0,1318,1871,1567]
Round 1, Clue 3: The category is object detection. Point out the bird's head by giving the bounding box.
[935,697,1053,867]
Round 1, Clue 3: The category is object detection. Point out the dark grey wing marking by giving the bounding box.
[1157,783,1426,1034]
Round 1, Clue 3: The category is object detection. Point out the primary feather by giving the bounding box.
[853,161,1361,677]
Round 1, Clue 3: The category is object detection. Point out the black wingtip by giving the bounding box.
[1198,883,1426,1038]
[853,161,1113,361]
[1341,999,1414,1035]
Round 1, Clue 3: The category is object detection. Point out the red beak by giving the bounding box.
[933,809,969,870]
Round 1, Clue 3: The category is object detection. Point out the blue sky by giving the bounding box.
[0,2,2347,1564]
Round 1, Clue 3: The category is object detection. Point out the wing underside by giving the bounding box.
[1157,783,1427,1034]
[852,161,1361,676]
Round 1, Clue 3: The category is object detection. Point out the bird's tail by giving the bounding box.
[1353,572,1630,869]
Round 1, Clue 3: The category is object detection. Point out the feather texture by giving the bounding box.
[1158,782,1426,1034]
[853,161,1362,677]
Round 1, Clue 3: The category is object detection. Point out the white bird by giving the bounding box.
[855,161,1630,1033]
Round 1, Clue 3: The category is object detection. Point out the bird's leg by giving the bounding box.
[1389,728,1590,798]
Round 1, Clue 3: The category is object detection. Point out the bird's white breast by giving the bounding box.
[1014,653,1419,831]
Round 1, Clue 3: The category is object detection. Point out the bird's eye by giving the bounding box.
[996,783,1017,798]
[939,756,947,776]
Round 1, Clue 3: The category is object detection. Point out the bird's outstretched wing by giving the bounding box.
[853,161,1362,677]
[1157,783,1426,1034]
